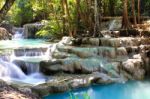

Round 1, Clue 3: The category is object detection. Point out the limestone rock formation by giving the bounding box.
[0,27,12,40]
[0,80,40,99]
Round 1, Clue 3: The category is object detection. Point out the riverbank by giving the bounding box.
[0,80,40,99]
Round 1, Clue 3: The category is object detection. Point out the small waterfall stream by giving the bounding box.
[0,28,51,85]
[13,27,24,39]
[0,48,49,85]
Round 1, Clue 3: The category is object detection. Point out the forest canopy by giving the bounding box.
[0,0,150,38]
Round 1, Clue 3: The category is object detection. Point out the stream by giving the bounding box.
[0,26,149,99]
[0,28,50,85]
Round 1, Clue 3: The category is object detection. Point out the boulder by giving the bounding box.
[0,22,13,34]
[0,27,12,40]
[40,60,62,75]
[0,80,39,99]
[23,23,44,39]
[122,59,145,80]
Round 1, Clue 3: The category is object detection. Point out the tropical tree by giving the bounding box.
[0,0,15,23]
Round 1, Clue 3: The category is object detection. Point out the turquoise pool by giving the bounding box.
[44,80,150,99]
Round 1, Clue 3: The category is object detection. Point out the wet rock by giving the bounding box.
[31,85,49,97]
[48,84,70,93]
[122,59,145,80]
[58,36,74,46]
[32,72,125,96]
[52,52,68,59]
[40,60,62,75]
[0,27,12,40]
[23,23,44,39]
[81,38,100,46]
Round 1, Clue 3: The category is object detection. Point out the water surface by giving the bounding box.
[0,39,49,49]
[44,80,150,99]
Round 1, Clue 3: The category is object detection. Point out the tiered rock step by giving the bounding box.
[78,37,150,47]
[40,36,149,79]
[14,47,47,57]
[33,36,150,96]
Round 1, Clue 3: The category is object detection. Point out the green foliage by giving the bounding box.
[10,0,33,26]
[36,20,63,39]
[69,92,90,99]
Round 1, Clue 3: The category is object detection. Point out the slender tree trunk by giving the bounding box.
[109,0,115,16]
[85,0,93,34]
[131,0,137,25]
[0,0,15,23]
[75,0,81,36]
[122,0,130,29]
[137,0,140,24]
[93,0,100,37]
[62,0,73,37]
[61,0,66,35]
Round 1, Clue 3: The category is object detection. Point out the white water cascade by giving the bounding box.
[0,59,26,79]
[0,52,47,85]
[0,28,53,85]
[13,27,24,39]
[109,19,121,31]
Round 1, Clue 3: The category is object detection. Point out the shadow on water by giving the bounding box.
[44,80,150,99]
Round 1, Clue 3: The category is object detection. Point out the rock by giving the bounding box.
[119,29,140,37]
[0,27,12,40]
[31,85,50,97]
[72,38,82,46]
[122,59,145,80]
[23,23,44,39]
[58,36,74,46]
[81,38,100,46]
[32,73,118,96]
[40,60,62,75]
[141,31,150,37]
[52,52,68,59]
[0,80,39,99]
[0,22,14,34]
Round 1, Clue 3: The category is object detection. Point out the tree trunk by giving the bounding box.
[0,0,15,23]
[62,0,73,37]
[61,0,66,35]
[137,0,140,24]
[75,0,81,36]
[109,0,115,16]
[131,0,137,25]
[122,0,130,29]
[93,0,100,37]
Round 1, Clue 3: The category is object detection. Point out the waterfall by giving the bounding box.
[109,20,116,31]
[13,27,24,39]
[0,46,51,84]
[0,59,26,79]
[109,19,122,31]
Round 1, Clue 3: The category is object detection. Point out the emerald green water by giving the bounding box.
[44,80,150,99]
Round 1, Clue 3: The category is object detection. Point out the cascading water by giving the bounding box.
[0,59,26,79]
[0,50,47,85]
[0,27,53,85]
[13,27,24,39]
